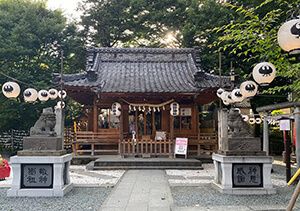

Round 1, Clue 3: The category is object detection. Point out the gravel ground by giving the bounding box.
[169,161,300,210]
[0,187,112,211]
[0,165,125,188]
[171,184,293,208]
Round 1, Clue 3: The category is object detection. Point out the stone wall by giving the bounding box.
[0,130,29,151]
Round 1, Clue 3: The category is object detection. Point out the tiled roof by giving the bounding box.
[56,47,230,93]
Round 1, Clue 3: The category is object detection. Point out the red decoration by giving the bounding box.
[0,159,11,179]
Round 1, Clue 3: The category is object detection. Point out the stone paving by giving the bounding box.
[99,170,173,211]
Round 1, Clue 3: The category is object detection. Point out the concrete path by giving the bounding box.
[99,170,173,211]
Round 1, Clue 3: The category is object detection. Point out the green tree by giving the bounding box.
[215,0,300,101]
[79,0,233,72]
[0,0,84,131]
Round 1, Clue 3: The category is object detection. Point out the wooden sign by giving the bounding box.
[174,138,188,158]
[180,108,191,116]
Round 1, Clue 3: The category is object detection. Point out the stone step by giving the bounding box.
[90,165,203,170]
[86,156,203,170]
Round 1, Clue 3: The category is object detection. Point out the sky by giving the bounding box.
[47,0,82,21]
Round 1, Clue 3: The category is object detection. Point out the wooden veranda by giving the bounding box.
[70,131,218,158]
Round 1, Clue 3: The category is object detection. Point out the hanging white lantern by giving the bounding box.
[252,62,276,86]
[170,102,179,116]
[58,90,67,99]
[221,92,234,105]
[216,88,224,98]
[157,107,160,112]
[255,118,262,124]
[55,101,65,109]
[249,117,256,125]
[242,115,249,122]
[231,89,244,103]
[223,99,230,105]
[23,88,38,102]
[38,90,49,101]
[278,18,300,53]
[220,91,229,100]
[2,81,20,98]
[226,93,234,104]
[112,102,121,116]
[240,81,258,98]
[48,88,58,100]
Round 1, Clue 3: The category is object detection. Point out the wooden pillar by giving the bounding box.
[119,103,124,141]
[135,111,138,138]
[152,110,156,136]
[170,115,174,141]
[92,97,98,133]
[195,103,200,140]
[295,107,300,169]
[170,113,174,157]
[119,104,124,155]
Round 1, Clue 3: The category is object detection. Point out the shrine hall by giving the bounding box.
[54,47,231,158]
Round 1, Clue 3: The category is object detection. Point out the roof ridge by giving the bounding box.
[88,47,195,54]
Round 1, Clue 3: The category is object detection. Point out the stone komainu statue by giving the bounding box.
[227,108,253,137]
[30,107,57,136]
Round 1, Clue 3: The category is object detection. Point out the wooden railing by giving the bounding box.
[72,130,119,156]
[120,139,174,157]
[188,132,218,156]
[70,131,217,158]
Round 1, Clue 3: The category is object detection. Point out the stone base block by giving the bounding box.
[7,183,73,197]
[7,154,72,197]
[212,153,276,195]
[23,137,63,151]
[18,150,66,156]
[212,183,276,195]
[217,150,266,156]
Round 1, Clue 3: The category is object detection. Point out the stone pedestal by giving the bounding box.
[23,137,63,151]
[7,154,72,197]
[225,137,261,151]
[212,153,276,195]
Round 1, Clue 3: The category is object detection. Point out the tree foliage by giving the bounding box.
[0,0,84,131]
[215,0,300,100]
[79,0,233,71]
